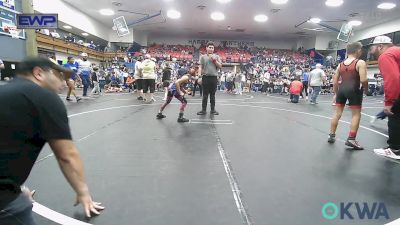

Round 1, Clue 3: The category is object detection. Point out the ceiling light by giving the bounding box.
[82,33,89,36]
[377,2,396,9]
[325,0,343,7]
[63,25,72,29]
[348,20,362,26]
[99,9,115,16]
[217,0,231,3]
[309,17,321,23]
[167,10,181,19]
[254,14,268,22]
[271,0,288,4]
[211,12,225,21]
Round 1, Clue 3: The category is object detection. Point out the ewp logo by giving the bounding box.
[322,202,390,220]
[17,14,58,29]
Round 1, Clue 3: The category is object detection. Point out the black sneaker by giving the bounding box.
[66,97,72,101]
[156,113,166,119]
[328,134,336,144]
[197,110,206,115]
[345,139,364,150]
[137,96,143,100]
[210,110,219,115]
[177,117,189,123]
[76,97,82,102]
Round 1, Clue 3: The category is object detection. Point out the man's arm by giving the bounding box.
[321,70,327,83]
[333,65,340,94]
[0,60,4,69]
[138,64,143,78]
[49,139,104,217]
[357,60,368,95]
[198,56,203,77]
[213,56,222,69]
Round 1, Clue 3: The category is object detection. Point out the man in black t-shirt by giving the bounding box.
[0,58,104,224]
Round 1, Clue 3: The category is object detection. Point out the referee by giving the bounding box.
[197,42,222,115]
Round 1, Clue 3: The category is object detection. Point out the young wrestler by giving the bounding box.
[156,67,196,123]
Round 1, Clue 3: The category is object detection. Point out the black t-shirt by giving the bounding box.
[91,72,98,82]
[0,78,72,208]
[162,68,171,82]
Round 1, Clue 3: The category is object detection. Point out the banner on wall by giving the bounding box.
[188,39,255,47]
[0,0,15,10]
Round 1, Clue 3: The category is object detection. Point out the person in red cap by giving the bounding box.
[369,36,400,159]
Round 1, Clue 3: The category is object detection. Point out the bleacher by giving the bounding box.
[138,44,312,65]
[147,44,194,61]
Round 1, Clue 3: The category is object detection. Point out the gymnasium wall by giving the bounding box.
[296,36,316,50]
[314,33,347,50]
[351,18,400,42]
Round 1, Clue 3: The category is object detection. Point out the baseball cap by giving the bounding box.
[16,57,73,78]
[368,36,393,46]
[316,63,323,68]
[81,52,88,57]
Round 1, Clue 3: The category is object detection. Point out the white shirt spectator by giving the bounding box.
[141,59,156,80]
[309,67,326,87]
[77,60,92,77]
[134,61,142,79]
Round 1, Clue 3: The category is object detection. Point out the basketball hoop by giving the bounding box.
[10,30,21,39]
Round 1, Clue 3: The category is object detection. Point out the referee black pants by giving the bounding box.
[202,76,218,111]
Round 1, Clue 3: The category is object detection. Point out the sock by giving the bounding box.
[348,131,357,140]
[179,112,184,118]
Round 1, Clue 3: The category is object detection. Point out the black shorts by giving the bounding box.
[136,79,143,90]
[143,79,156,93]
[163,81,170,88]
[336,88,363,109]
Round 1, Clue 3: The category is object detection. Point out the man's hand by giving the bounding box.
[74,194,105,218]
[21,186,35,202]
[384,105,394,116]
[211,55,217,63]
[179,91,185,96]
